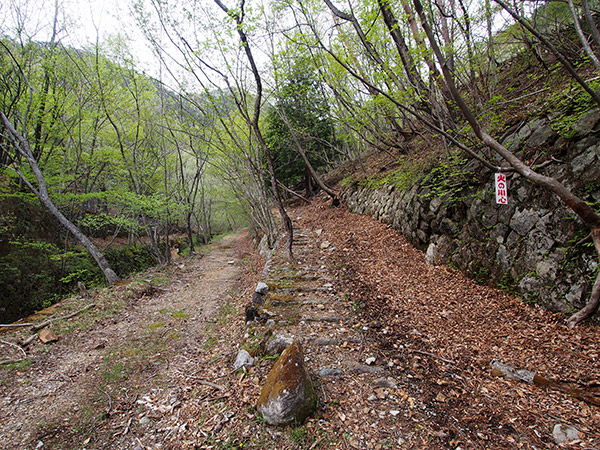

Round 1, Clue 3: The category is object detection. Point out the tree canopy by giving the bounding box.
[265,66,337,193]
[1,0,600,324]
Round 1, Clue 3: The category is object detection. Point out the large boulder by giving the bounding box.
[257,341,317,425]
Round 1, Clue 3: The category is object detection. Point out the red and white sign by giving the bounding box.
[495,173,508,204]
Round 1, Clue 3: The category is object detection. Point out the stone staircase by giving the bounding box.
[244,225,415,448]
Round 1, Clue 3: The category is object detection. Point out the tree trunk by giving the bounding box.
[1,112,119,285]
[304,166,313,198]
[568,0,600,71]
[186,211,196,254]
[567,227,600,327]
[214,0,294,259]
[38,182,120,285]
[412,0,600,325]
[582,0,600,49]
[376,0,428,94]
[256,129,295,259]
[276,105,338,202]
[494,0,600,108]
[484,0,499,89]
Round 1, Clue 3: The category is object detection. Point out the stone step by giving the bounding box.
[271,300,300,307]
[301,316,348,323]
[310,337,374,346]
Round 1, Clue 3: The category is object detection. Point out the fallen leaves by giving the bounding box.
[38,327,58,344]
[293,197,600,449]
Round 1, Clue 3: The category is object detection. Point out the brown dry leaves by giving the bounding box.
[293,196,600,449]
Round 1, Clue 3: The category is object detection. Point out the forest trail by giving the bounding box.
[1,200,600,449]
[0,234,248,449]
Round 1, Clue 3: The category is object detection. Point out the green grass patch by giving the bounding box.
[289,424,310,446]
[1,359,33,370]
[356,154,435,192]
[171,310,190,319]
[53,296,125,335]
[217,301,237,325]
[549,79,600,138]
[101,361,126,383]
[203,334,218,350]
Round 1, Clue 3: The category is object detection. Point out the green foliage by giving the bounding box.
[531,1,573,34]
[357,155,433,192]
[0,227,65,320]
[496,273,519,297]
[171,310,190,319]
[470,264,491,285]
[419,153,478,206]
[102,361,126,383]
[488,94,506,107]
[351,297,362,314]
[217,300,237,325]
[104,245,157,278]
[523,291,540,306]
[340,176,354,187]
[0,237,160,323]
[60,268,94,284]
[288,425,310,446]
[359,167,424,192]
[0,194,160,322]
[79,212,140,238]
[1,34,249,304]
[560,219,599,282]
[264,61,338,189]
[203,334,218,350]
[549,79,600,138]
[1,360,33,371]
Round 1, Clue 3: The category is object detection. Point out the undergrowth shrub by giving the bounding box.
[419,153,478,206]
[0,238,160,323]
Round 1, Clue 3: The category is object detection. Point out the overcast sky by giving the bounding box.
[1,0,157,73]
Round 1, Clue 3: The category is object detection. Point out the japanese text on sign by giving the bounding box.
[495,173,508,204]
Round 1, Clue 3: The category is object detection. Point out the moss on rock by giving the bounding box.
[257,341,317,426]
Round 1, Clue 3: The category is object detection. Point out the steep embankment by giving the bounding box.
[340,108,600,316]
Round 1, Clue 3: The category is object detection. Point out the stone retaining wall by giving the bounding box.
[341,110,600,315]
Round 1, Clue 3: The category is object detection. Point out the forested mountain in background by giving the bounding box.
[2,0,600,325]
[0,39,250,322]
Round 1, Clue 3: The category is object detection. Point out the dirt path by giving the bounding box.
[0,234,247,450]
[2,200,599,450]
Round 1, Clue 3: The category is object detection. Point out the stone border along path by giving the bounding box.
[245,225,428,449]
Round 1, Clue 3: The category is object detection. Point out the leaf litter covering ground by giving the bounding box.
[293,197,600,449]
[155,198,599,449]
[0,200,599,449]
